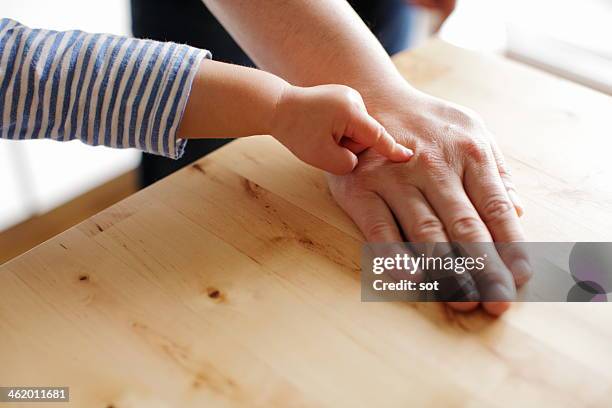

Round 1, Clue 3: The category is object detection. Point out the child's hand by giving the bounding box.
[271,84,414,175]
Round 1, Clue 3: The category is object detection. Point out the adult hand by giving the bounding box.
[201,0,529,315]
[327,86,531,316]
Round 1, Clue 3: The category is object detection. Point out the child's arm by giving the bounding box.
[0,18,206,159]
[0,18,411,174]
[179,59,413,174]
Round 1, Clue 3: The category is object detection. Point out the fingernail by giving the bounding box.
[398,145,414,160]
[508,190,525,217]
[484,283,515,302]
[510,258,532,286]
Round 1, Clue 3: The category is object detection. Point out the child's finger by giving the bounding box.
[350,111,413,162]
[315,145,358,175]
[340,137,368,155]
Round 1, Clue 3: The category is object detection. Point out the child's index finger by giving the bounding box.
[373,128,414,162]
[349,110,414,162]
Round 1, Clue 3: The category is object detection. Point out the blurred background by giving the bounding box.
[1,0,612,263]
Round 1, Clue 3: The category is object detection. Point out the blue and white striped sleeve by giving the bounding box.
[0,18,209,159]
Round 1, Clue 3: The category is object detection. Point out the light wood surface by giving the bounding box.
[1,40,612,407]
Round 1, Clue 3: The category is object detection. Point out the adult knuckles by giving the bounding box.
[364,219,397,241]
[438,104,492,164]
[455,137,490,164]
[417,149,447,172]
[480,194,515,224]
[449,216,487,241]
[410,218,446,242]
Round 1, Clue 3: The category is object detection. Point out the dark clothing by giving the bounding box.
[131,0,413,186]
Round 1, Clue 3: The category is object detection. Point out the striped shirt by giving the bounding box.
[0,18,209,159]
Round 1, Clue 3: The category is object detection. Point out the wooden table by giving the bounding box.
[1,40,612,407]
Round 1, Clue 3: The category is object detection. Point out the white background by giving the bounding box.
[0,0,139,231]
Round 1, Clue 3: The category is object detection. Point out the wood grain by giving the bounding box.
[1,40,611,407]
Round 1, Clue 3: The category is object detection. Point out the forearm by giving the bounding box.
[201,0,412,108]
[0,18,206,159]
[177,59,289,139]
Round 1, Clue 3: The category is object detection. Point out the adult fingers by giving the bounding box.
[420,170,516,316]
[334,190,404,243]
[380,184,447,243]
[464,158,532,287]
[489,136,524,217]
[379,183,480,309]
[332,189,412,282]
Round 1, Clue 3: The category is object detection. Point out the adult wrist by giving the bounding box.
[364,79,419,117]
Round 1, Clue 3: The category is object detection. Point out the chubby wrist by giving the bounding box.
[268,83,297,142]
[254,72,292,137]
[179,59,294,139]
